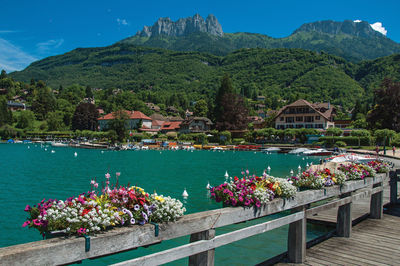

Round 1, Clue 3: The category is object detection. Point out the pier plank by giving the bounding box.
[278,214,400,266]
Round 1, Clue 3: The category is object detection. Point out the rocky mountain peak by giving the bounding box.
[136,14,223,37]
[293,20,385,38]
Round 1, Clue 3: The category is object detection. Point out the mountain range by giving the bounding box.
[9,14,400,111]
[120,14,400,62]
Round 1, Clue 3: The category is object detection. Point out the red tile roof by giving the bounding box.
[98,110,151,121]
[161,121,182,131]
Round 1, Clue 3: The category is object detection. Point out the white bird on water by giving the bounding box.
[290,169,294,175]
[74,152,78,157]
[224,171,229,178]
[267,166,271,172]
[182,189,189,197]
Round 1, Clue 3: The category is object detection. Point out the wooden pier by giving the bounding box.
[0,170,399,266]
[276,214,400,266]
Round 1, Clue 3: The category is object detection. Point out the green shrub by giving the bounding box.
[335,141,347,147]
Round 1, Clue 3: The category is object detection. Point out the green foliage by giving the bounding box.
[0,96,12,126]
[374,129,396,145]
[325,127,343,136]
[193,99,208,117]
[10,46,377,112]
[107,110,129,142]
[46,111,65,131]
[335,141,347,147]
[16,110,35,130]
[351,129,371,137]
[319,136,372,146]
[31,81,56,120]
[367,78,400,131]
[72,103,99,131]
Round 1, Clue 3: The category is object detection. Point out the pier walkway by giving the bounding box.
[277,213,400,266]
[275,168,400,266]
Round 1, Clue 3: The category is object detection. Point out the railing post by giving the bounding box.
[287,206,306,263]
[337,192,352,237]
[188,229,215,266]
[370,181,383,219]
[390,170,399,204]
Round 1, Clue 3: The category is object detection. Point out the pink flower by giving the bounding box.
[90,180,95,185]
[32,219,41,226]
[105,173,111,179]
[116,172,121,177]
[24,205,31,212]
[22,220,31,227]
[94,182,99,188]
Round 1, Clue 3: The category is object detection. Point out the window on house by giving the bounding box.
[296,116,303,122]
[304,116,314,122]
[285,117,294,123]
[315,116,320,120]
[280,117,284,121]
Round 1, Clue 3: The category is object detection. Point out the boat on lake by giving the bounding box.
[288,148,310,154]
[261,147,281,153]
[302,148,332,156]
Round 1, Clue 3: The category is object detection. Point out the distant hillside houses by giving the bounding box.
[275,99,337,130]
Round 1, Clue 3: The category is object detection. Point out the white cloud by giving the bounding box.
[370,22,387,36]
[0,38,37,72]
[36,38,64,54]
[117,18,129,26]
[354,20,362,23]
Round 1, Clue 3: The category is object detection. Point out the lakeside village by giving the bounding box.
[1,72,399,153]
[3,97,400,154]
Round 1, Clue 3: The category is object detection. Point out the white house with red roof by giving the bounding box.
[98,110,152,131]
[275,99,336,130]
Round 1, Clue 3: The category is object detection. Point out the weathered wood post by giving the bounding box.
[337,192,352,237]
[390,170,399,204]
[370,180,384,219]
[188,229,215,266]
[287,206,306,263]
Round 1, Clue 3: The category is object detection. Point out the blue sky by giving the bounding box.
[1,0,399,72]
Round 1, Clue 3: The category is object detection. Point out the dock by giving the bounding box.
[275,170,400,266]
[277,213,400,266]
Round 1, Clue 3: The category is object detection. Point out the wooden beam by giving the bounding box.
[112,212,304,266]
[337,192,352,237]
[390,170,398,204]
[370,182,383,219]
[287,206,306,263]
[189,229,215,266]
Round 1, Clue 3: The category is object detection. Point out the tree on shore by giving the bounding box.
[108,110,129,142]
[72,103,99,131]
[367,78,400,131]
[0,96,12,126]
[214,74,248,131]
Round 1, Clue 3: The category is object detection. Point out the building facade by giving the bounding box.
[98,110,152,131]
[275,99,336,130]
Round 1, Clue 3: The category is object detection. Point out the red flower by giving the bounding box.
[234,176,239,181]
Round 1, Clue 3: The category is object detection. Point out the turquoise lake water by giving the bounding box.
[0,143,332,265]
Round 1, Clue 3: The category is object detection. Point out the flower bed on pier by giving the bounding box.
[210,171,296,207]
[23,173,186,237]
[289,168,346,189]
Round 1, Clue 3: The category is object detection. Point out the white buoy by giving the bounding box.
[302,157,305,160]
[44,148,47,151]
[182,189,189,197]
[51,150,55,153]
[101,150,104,154]
[74,152,78,157]
[206,182,210,189]
[28,146,30,149]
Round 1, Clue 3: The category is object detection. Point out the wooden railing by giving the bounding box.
[0,172,391,266]
[390,169,400,204]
